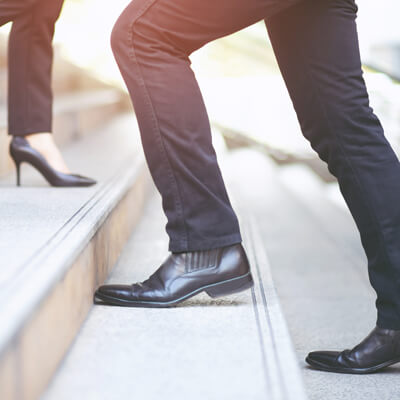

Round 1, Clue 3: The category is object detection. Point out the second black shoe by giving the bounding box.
[306,326,400,374]
[94,243,253,307]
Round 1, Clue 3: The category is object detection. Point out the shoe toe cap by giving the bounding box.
[306,351,341,367]
[95,284,132,299]
[82,177,97,186]
[75,175,97,186]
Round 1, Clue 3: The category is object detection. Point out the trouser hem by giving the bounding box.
[377,315,400,330]
[8,125,52,137]
[169,233,242,253]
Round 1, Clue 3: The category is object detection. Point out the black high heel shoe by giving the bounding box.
[9,136,97,187]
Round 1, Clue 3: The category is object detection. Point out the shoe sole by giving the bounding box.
[94,272,254,308]
[305,355,400,374]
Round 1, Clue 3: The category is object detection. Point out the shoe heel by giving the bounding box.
[15,161,21,187]
[206,273,254,298]
[10,143,21,186]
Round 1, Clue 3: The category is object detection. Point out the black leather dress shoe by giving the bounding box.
[306,326,400,374]
[94,243,253,307]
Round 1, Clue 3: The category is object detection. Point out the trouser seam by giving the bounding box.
[126,0,190,250]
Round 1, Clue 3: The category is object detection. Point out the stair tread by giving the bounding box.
[223,149,400,399]
[0,113,145,355]
[42,163,307,400]
[223,149,371,295]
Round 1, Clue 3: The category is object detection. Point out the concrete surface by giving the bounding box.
[224,149,400,400]
[42,190,307,400]
[0,113,140,293]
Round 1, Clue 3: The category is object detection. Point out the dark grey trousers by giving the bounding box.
[1,0,64,135]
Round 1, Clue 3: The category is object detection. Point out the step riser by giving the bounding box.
[52,101,124,148]
[0,168,152,400]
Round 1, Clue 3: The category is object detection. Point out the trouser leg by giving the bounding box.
[0,0,36,25]
[266,0,400,329]
[7,0,64,136]
[111,0,305,252]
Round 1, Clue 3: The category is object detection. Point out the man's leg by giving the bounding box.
[95,0,306,306]
[266,0,400,373]
[110,0,307,253]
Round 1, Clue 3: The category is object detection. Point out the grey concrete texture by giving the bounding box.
[0,114,144,350]
[0,114,140,289]
[42,189,306,400]
[42,196,262,400]
[223,149,400,400]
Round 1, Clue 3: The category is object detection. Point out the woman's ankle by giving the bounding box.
[24,132,71,174]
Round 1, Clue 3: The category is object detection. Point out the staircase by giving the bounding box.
[39,135,308,400]
[1,25,400,400]
[223,149,400,400]
[38,133,400,400]
[0,49,310,398]
[0,35,153,400]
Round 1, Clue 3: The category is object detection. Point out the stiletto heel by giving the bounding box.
[9,136,96,187]
[15,161,21,187]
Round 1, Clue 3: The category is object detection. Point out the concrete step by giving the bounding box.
[198,70,400,184]
[0,113,153,400]
[41,140,307,400]
[223,148,400,399]
[0,88,129,177]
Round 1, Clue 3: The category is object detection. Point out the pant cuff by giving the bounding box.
[169,232,242,253]
[377,315,400,330]
[9,124,52,137]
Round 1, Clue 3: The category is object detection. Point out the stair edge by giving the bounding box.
[0,154,153,400]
